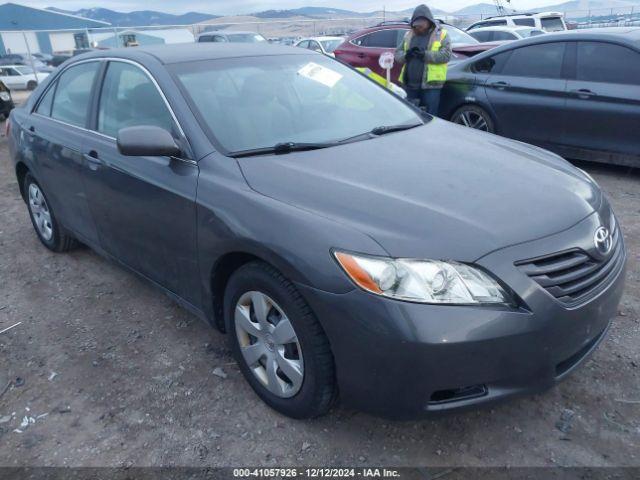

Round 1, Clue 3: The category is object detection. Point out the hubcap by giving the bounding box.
[455,110,489,131]
[234,291,304,398]
[28,183,53,241]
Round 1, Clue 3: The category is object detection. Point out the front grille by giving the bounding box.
[516,229,624,306]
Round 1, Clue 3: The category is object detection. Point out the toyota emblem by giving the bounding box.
[594,226,613,255]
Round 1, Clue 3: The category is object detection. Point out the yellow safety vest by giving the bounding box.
[400,29,448,85]
[356,67,390,87]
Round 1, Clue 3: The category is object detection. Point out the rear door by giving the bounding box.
[484,41,569,148]
[80,60,200,305]
[563,41,640,163]
[27,61,102,245]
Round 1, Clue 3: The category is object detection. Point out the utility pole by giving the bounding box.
[493,0,512,15]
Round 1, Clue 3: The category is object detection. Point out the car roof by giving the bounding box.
[456,26,640,64]
[71,43,311,65]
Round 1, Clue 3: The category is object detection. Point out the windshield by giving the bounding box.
[227,33,266,43]
[172,54,422,154]
[445,25,479,45]
[320,39,343,53]
[15,66,35,75]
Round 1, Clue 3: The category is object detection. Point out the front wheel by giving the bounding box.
[225,261,337,419]
[451,105,495,133]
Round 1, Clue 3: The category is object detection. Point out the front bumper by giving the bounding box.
[297,213,627,419]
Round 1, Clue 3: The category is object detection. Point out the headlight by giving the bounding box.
[0,92,10,102]
[334,251,512,305]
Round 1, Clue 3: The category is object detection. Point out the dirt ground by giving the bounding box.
[0,91,639,468]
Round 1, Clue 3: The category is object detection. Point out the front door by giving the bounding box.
[563,41,640,163]
[81,60,200,305]
[485,41,569,149]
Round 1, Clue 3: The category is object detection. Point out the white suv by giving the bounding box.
[466,12,567,33]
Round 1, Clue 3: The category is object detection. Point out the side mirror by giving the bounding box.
[117,125,182,158]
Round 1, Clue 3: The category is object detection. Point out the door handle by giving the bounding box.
[28,125,35,133]
[357,53,366,59]
[84,150,103,171]
[489,81,510,90]
[570,89,596,99]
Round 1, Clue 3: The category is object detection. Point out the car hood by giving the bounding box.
[237,120,601,261]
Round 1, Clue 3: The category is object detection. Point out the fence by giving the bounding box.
[1,5,639,59]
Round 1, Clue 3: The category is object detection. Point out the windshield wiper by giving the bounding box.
[230,141,340,158]
[370,122,423,136]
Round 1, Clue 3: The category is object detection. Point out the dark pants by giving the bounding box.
[405,87,441,117]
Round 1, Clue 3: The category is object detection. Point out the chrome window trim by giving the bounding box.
[30,57,196,165]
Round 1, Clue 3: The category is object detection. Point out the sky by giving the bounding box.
[16,0,576,15]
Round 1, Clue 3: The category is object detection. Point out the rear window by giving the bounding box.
[469,20,508,30]
[500,42,565,78]
[470,31,493,42]
[493,31,518,41]
[472,51,511,73]
[51,61,100,128]
[541,17,565,32]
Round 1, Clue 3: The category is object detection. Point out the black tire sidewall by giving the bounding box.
[27,81,37,91]
[224,263,331,419]
[24,173,62,251]
[452,105,495,134]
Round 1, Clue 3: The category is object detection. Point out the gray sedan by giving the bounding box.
[7,44,626,419]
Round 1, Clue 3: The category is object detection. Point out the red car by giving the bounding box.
[334,21,503,83]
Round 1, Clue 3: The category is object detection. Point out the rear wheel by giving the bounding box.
[26,80,37,91]
[24,173,76,252]
[451,105,495,133]
[225,261,337,418]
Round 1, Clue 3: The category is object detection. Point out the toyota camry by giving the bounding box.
[7,44,626,419]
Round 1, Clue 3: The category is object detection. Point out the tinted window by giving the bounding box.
[470,31,493,42]
[51,62,100,128]
[501,42,565,78]
[493,31,518,41]
[98,61,174,138]
[36,85,55,116]
[513,18,535,27]
[576,42,640,85]
[541,17,565,31]
[198,35,212,42]
[298,40,309,49]
[473,51,511,73]
[357,29,402,48]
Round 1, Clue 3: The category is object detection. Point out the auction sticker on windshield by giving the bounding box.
[298,62,343,88]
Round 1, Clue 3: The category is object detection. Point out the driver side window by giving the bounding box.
[97,61,175,138]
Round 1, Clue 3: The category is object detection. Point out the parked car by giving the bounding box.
[334,21,502,82]
[0,54,53,72]
[469,26,546,42]
[0,65,49,90]
[197,31,267,43]
[8,43,626,419]
[467,12,568,32]
[294,36,344,57]
[32,52,54,65]
[0,80,14,120]
[440,27,640,167]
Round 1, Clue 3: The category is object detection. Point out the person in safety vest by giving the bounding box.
[394,4,452,116]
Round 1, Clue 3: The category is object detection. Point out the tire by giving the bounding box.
[225,261,337,419]
[451,105,495,133]
[24,173,77,252]
[27,81,37,91]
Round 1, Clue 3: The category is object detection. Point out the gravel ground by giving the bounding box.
[0,92,638,468]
